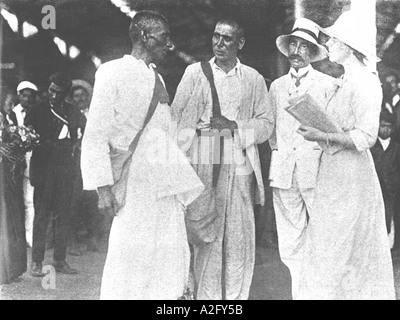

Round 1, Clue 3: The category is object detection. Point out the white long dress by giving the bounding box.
[298,66,395,300]
[100,103,204,300]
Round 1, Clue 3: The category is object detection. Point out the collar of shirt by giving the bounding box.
[13,104,25,113]
[209,57,242,79]
[385,103,393,114]
[378,137,390,151]
[290,65,312,78]
[123,54,157,71]
[123,55,169,106]
[122,54,166,90]
[392,94,400,107]
[13,104,26,126]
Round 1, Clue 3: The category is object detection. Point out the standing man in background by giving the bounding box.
[14,81,38,248]
[26,72,82,277]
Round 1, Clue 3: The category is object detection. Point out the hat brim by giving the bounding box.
[17,81,38,93]
[320,26,381,63]
[65,79,93,105]
[71,79,93,97]
[276,31,328,62]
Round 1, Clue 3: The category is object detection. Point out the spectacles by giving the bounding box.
[289,42,309,53]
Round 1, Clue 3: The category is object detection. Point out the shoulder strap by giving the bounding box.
[201,62,221,117]
[200,62,224,187]
[128,68,167,152]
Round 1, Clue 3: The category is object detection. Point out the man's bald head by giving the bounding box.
[129,10,169,44]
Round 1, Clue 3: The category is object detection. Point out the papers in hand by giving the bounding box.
[285,93,342,133]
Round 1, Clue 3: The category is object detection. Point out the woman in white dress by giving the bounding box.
[296,11,395,300]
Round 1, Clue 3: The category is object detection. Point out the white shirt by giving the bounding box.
[393,94,400,107]
[13,104,32,168]
[198,58,242,129]
[378,137,390,151]
[287,65,313,98]
[290,64,312,77]
[49,103,71,140]
[5,114,15,125]
[13,104,27,126]
[211,57,242,121]
[81,55,168,190]
[290,65,312,83]
[385,102,393,114]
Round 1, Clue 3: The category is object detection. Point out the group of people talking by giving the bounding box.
[2,8,393,300]
[79,9,396,300]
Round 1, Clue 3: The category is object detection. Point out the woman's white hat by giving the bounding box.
[276,18,328,62]
[321,10,381,62]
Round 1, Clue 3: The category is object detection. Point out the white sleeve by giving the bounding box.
[81,65,117,190]
[348,76,382,152]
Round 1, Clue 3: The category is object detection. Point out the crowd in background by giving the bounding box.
[0,76,111,284]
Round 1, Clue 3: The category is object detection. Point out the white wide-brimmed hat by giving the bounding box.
[276,17,328,62]
[17,81,38,94]
[321,10,381,62]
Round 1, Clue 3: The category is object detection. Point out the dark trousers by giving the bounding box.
[394,192,400,249]
[32,164,75,262]
[70,170,102,240]
[383,191,396,234]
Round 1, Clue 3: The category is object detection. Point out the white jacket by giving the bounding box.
[269,67,337,189]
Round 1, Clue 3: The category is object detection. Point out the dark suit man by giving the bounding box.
[371,111,400,237]
[25,72,83,276]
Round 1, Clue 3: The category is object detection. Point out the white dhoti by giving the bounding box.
[193,159,256,300]
[100,110,204,300]
[100,190,190,300]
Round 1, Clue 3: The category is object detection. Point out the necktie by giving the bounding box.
[291,71,309,87]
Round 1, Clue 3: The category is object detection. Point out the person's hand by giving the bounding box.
[296,125,325,142]
[210,116,238,132]
[97,185,120,218]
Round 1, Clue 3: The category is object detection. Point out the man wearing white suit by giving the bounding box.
[268,18,336,299]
